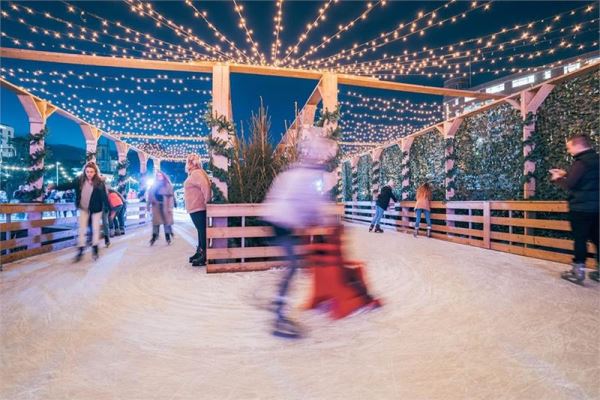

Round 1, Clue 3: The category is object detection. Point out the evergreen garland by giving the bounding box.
[408,130,445,200]
[22,126,49,202]
[342,161,353,201]
[316,105,342,172]
[356,154,372,200]
[203,104,236,203]
[379,145,403,199]
[86,151,97,162]
[29,148,46,165]
[28,126,49,145]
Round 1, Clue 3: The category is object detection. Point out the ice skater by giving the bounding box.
[264,133,337,338]
[414,182,433,238]
[147,170,175,245]
[550,133,599,285]
[369,180,398,233]
[184,154,212,267]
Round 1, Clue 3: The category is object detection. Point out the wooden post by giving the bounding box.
[17,95,56,202]
[138,152,149,175]
[400,137,414,231]
[115,141,129,194]
[319,72,339,193]
[211,64,232,199]
[153,158,161,172]
[483,201,491,248]
[80,124,101,163]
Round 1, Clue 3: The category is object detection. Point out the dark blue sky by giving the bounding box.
[0,1,596,168]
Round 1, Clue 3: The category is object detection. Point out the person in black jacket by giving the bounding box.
[369,179,398,233]
[550,134,599,285]
[49,162,109,262]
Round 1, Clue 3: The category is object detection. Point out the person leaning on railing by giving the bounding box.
[184,153,211,267]
[549,133,599,285]
[48,161,109,262]
[414,182,433,238]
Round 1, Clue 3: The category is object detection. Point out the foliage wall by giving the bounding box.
[452,103,523,200]
[356,154,372,201]
[406,130,446,200]
[379,144,403,199]
[534,70,600,200]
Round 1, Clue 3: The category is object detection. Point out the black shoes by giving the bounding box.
[191,247,206,267]
[373,224,384,233]
[368,224,374,232]
[74,246,84,263]
[104,236,111,247]
[92,245,99,261]
[165,233,172,245]
[149,234,158,246]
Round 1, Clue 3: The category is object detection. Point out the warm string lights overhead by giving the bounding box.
[270,0,285,64]
[231,0,265,63]
[183,0,254,63]
[279,0,337,65]
[288,0,386,67]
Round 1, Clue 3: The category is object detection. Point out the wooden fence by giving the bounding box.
[0,200,150,265]
[206,203,343,273]
[343,200,597,266]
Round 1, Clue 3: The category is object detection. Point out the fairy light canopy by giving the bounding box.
[0,1,597,160]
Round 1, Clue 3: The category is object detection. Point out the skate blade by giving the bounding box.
[272,329,302,339]
[561,274,584,286]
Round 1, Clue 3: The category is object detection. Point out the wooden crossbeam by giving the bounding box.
[1,47,500,99]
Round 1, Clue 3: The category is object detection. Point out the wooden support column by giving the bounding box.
[80,124,101,163]
[350,156,360,202]
[371,148,384,199]
[400,137,414,231]
[211,64,232,199]
[506,84,554,199]
[17,95,56,202]
[115,141,129,193]
[138,152,149,175]
[436,118,463,201]
[319,72,339,193]
[152,158,161,172]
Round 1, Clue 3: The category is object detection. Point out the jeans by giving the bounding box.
[569,211,599,264]
[110,205,123,231]
[101,209,110,237]
[78,209,102,247]
[190,210,207,254]
[415,209,431,230]
[271,224,298,318]
[153,224,173,235]
[370,206,385,226]
[116,203,126,231]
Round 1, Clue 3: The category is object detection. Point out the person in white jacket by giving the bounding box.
[264,133,337,338]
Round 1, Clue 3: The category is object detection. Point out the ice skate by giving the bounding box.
[561,263,585,286]
[368,224,374,232]
[73,247,84,263]
[374,224,384,233]
[104,236,110,248]
[272,316,303,339]
[149,234,158,246]
[165,233,172,245]
[426,227,432,238]
[189,246,202,263]
[92,245,99,261]
[413,228,418,238]
[589,270,599,282]
[191,248,206,267]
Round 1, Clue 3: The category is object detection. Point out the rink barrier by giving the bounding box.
[0,200,150,265]
[206,203,344,273]
[343,200,597,266]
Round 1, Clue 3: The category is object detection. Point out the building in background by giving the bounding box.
[443,52,600,119]
[96,138,116,174]
[0,123,16,162]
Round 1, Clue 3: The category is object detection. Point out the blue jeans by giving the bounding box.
[415,209,431,229]
[271,225,299,319]
[371,206,385,226]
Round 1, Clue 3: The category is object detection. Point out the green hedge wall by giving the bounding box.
[379,144,403,199]
[357,154,372,200]
[534,70,600,200]
[452,103,523,200]
[407,130,446,200]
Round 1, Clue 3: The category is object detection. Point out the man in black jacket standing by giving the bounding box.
[550,134,599,285]
[369,179,398,233]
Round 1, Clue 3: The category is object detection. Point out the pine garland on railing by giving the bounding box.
[28,126,49,145]
[26,167,45,184]
[521,112,541,185]
[204,104,234,203]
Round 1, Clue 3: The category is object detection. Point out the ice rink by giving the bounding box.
[1,220,598,400]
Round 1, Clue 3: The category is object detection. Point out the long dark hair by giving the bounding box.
[78,162,103,188]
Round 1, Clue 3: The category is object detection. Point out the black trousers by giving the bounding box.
[190,210,207,254]
[569,211,599,264]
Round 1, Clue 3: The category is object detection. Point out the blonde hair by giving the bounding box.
[185,153,202,173]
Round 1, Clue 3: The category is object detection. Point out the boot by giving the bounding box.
[149,234,158,246]
[165,233,172,245]
[426,227,432,238]
[104,236,111,248]
[413,228,418,238]
[189,246,202,263]
[92,245,99,261]
[191,248,206,267]
[561,262,585,285]
[374,224,384,233]
[589,269,599,282]
[74,246,84,263]
[368,224,374,232]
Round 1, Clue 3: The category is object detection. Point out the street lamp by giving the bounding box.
[56,161,60,186]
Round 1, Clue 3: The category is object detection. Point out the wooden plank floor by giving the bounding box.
[1,219,598,400]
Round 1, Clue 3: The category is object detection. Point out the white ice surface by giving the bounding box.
[1,220,598,400]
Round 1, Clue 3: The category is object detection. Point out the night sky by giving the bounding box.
[0,1,597,179]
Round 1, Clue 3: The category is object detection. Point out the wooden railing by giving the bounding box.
[343,200,597,266]
[0,200,150,265]
[206,203,344,273]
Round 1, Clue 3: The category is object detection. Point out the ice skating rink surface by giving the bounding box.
[1,220,598,400]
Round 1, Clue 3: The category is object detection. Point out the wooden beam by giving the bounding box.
[115,134,206,141]
[1,47,500,98]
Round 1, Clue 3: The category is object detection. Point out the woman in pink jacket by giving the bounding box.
[184,154,212,267]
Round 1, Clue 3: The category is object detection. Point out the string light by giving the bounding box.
[232,0,265,63]
[271,0,285,64]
